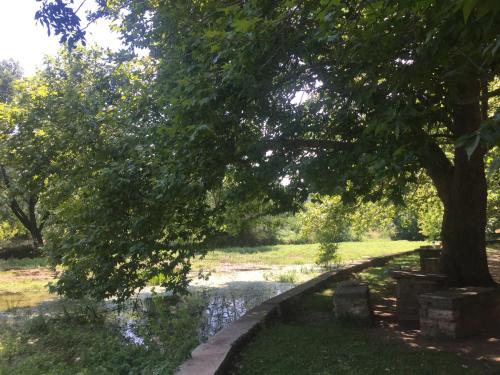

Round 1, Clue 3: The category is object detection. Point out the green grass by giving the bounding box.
[356,253,420,296]
[0,258,54,311]
[0,296,204,375]
[0,258,48,272]
[297,253,420,315]
[235,253,493,375]
[236,322,487,375]
[194,240,428,271]
[0,318,164,375]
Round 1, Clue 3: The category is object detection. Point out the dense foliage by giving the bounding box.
[24,0,500,296]
[0,60,23,103]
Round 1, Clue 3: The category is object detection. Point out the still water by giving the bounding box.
[119,281,295,345]
[0,278,296,346]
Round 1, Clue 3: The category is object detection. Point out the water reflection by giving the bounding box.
[198,282,293,341]
[1,279,296,347]
[121,319,145,346]
[116,281,295,346]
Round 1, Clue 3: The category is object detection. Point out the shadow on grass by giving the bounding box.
[0,257,48,272]
[234,252,495,375]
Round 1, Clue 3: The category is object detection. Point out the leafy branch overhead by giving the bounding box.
[24,0,500,298]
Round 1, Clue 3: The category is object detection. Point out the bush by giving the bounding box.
[392,209,423,241]
[316,242,341,268]
[206,213,305,247]
[298,195,351,266]
[0,239,38,259]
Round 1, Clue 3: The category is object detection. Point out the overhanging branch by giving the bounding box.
[416,136,454,202]
[263,138,354,152]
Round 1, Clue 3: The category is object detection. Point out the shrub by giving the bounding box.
[316,242,341,268]
[0,239,38,259]
[206,213,305,247]
[277,271,299,284]
[392,209,423,241]
[298,195,351,266]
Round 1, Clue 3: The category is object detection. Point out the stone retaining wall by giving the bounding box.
[176,249,417,375]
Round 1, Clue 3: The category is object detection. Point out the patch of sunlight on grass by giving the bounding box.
[193,240,428,271]
[0,259,54,311]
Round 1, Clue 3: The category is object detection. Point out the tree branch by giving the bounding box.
[266,138,354,152]
[484,87,500,99]
[416,137,453,202]
[39,212,50,231]
[9,199,31,229]
[28,195,39,230]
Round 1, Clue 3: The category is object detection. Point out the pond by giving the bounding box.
[115,280,296,345]
[0,266,309,346]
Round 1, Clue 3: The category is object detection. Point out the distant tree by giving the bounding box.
[0,59,23,103]
[0,72,54,247]
[298,195,351,266]
[0,59,28,243]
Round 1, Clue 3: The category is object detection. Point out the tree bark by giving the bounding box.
[439,154,494,286]
[27,195,44,248]
[1,166,45,248]
[438,79,495,286]
[27,224,44,248]
[8,198,45,248]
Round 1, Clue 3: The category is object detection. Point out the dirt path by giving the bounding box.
[370,248,500,369]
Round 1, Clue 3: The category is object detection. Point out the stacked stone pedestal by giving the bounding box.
[333,280,373,325]
[417,246,442,273]
[390,271,447,321]
[421,257,440,274]
[419,287,500,339]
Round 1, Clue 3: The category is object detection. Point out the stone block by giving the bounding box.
[417,246,442,271]
[421,257,440,273]
[419,287,500,339]
[390,270,447,321]
[333,280,373,324]
[426,308,460,321]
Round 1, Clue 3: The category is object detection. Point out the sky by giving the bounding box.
[0,0,122,76]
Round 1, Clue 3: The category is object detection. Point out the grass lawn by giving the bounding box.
[194,240,428,271]
[234,253,493,375]
[235,321,486,375]
[0,258,54,311]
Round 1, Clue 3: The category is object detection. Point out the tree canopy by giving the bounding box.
[28,0,500,298]
[0,60,23,103]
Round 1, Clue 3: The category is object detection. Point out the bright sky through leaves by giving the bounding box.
[0,0,121,76]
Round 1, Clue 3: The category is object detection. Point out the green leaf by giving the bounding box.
[462,0,479,23]
[233,18,256,33]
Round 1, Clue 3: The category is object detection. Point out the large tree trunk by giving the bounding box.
[439,149,494,286]
[27,224,44,248]
[438,79,495,286]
